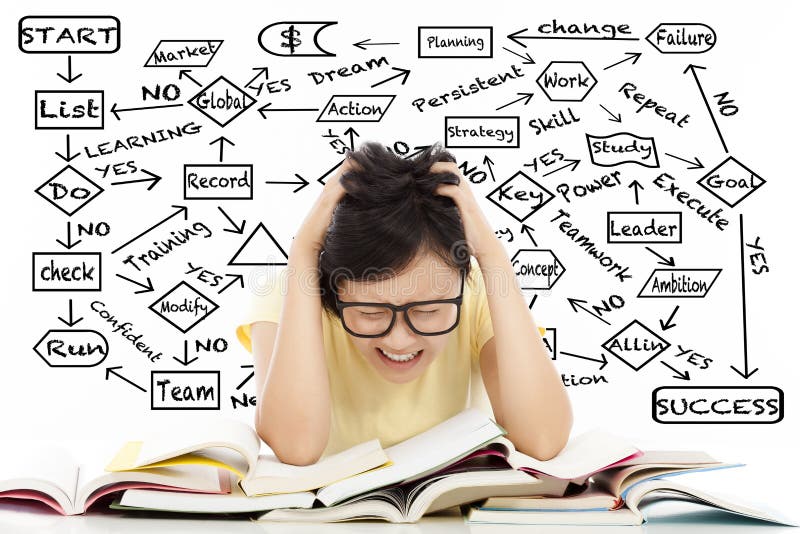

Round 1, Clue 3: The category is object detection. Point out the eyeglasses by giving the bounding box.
[334,273,465,338]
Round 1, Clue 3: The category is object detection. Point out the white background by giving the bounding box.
[1,0,798,523]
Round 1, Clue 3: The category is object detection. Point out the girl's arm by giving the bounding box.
[251,160,351,465]
[432,162,572,461]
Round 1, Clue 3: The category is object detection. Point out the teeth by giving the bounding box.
[379,348,420,362]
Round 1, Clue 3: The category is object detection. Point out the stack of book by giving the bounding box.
[0,409,791,525]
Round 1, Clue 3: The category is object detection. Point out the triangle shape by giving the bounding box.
[228,222,288,266]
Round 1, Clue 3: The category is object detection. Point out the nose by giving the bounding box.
[381,311,418,349]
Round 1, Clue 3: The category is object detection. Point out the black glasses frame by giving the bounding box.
[334,272,465,338]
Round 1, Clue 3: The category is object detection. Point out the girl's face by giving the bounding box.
[336,252,462,384]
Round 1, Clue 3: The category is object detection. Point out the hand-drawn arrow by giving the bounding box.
[58,298,84,327]
[178,69,202,87]
[561,351,609,371]
[106,366,147,392]
[370,67,411,88]
[218,274,245,294]
[731,213,759,379]
[266,174,310,193]
[56,55,83,83]
[353,38,400,50]
[173,340,199,366]
[111,205,188,254]
[567,297,611,325]
[520,224,538,246]
[244,67,269,88]
[483,155,496,182]
[684,64,728,154]
[110,168,162,190]
[665,152,704,170]
[628,179,644,205]
[236,365,255,390]
[543,158,580,178]
[258,102,319,119]
[508,28,639,47]
[603,52,642,71]
[55,134,80,162]
[659,305,680,331]
[217,206,246,234]
[404,145,432,160]
[496,92,534,111]
[599,104,622,123]
[645,246,675,267]
[502,46,535,64]
[115,273,154,294]
[344,126,360,151]
[660,360,690,381]
[210,136,235,162]
[110,102,183,120]
[56,221,82,250]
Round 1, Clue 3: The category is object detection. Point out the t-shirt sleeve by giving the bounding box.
[234,267,287,354]
[469,261,547,366]
[470,262,495,365]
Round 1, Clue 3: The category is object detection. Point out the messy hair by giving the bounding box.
[318,141,471,318]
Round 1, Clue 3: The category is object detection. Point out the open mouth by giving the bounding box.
[375,347,424,368]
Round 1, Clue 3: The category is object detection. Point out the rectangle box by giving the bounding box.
[418,26,493,58]
[35,90,105,130]
[653,386,783,424]
[32,252,102,292]
[151,371,221,410]
[444,116,520,148]
[607,211,682,244]
[184,164,254,200]
[19,16,120,53]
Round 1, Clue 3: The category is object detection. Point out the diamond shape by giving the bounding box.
[149,281,219,333]
[35,165,103,216]
[697,156,765,208]
[601,319,671,371]
[188,76,256,127]
[487,171,554,222]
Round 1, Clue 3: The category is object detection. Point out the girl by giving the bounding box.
[236,142,571,465]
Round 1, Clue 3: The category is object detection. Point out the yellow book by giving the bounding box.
[105,417,392,496]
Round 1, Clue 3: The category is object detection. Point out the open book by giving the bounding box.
[104,417,391,497]
[109,410,643,522]
[467,477,794,526]
[0,443,226,515]
[466,450,795,526]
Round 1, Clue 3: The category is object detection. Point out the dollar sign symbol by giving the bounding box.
[280,25,302,54]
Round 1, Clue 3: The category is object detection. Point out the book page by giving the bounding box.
[241,438,390,495]
[0,443,78,511]
[316,409,504,506]
[104,418,260,477]
[505,429,640,479]
[626,479,796,526]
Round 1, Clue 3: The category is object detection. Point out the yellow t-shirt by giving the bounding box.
[236,257,508,458]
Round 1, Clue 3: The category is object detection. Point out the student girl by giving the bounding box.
[236,142,571,465]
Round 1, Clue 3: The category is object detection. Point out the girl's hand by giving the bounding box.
[293,155,358,254]
[430,162,503,261]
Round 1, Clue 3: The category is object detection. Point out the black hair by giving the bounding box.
[318,141,472,318]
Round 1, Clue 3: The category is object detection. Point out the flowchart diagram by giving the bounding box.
[14,10,786,428]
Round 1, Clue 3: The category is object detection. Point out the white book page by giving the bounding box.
[626,479,796,526]
[0,443,79,512]
[75,462,224,510]
[316,409,502,506]
[128,418,261,475]
[119,472,315,513]
[243,438,388,494]
[506,429,640,479]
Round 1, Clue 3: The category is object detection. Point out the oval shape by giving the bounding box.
[646,23,717,54]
